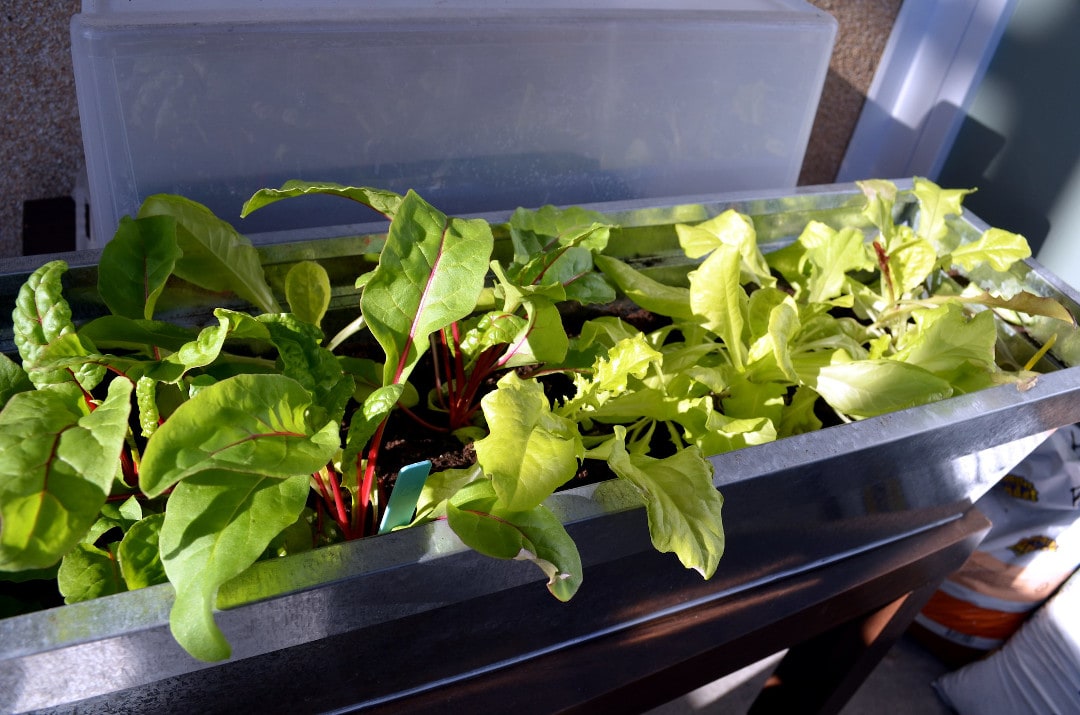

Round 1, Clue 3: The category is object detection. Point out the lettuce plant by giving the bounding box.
[0,178,1070,662]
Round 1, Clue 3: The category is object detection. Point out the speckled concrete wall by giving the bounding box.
[1,0,83,257]
[803,0,904,185]
[0,1,901,258]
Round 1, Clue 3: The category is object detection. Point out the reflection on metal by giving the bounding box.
[2,183,1080,713]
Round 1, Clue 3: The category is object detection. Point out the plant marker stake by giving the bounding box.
[378,460,432,535]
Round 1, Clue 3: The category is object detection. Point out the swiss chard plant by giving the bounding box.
[0,177,1071,662]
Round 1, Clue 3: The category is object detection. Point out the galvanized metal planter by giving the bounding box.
[3,182,1080,713]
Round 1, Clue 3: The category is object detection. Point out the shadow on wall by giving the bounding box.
[938,1,1080,256]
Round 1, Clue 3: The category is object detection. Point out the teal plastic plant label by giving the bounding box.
[378,461,432,535]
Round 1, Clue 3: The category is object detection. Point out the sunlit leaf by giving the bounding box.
[594,254,694,320]
[689,243,749,370]
[160,471,309,661]
[606,427,724,578]
[285,261,332,328]
[447,481,582,601]
[139,374,340,498]
[912,177,972,250]
[800,357,953,419]
[950,227,1032,273]
[0,352,33,410]
[362,190,493,385]
[798,223,874,303]
[475,373,583,512]
[13,260,104,390]
[677,209,773,287]
[892,304,997,378]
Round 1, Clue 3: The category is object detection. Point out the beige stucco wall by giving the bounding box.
[0,1,901,258]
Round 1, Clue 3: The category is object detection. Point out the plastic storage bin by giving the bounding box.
[70,1,836,245]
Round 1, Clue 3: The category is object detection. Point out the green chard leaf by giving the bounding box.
[593,254,695,321]
[160,470,310,661]
[0,378,133,570]
[13,260,104,391]
[78,316,198,355]
[474,373,583,512]
[284,261,332,328]
[341,384,405,477]
[507,204,610,260]
[84,497,141,545]
[504,205,614,306]
[500,295,570,369]
[606,426,725,578]
[136,375,161,437]
[459,312,527,360]
[98,214,183,320]
[138,373,340,498]
[241,181,403,220]
[138,194,279,314]
[0,352,33,410]
[118,513,167,590]
[255,313,355,424]
[338,356,419,407]
[13,260,69,370]
[509,245,615,305]
[446,480,582,601]
[490,259,565,313]
[145,313,233,384]
[58,543,125,604]
[361,190,494,385]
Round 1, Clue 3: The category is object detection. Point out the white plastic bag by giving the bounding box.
[934,568,1080,714]
[915,425,1080,655]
